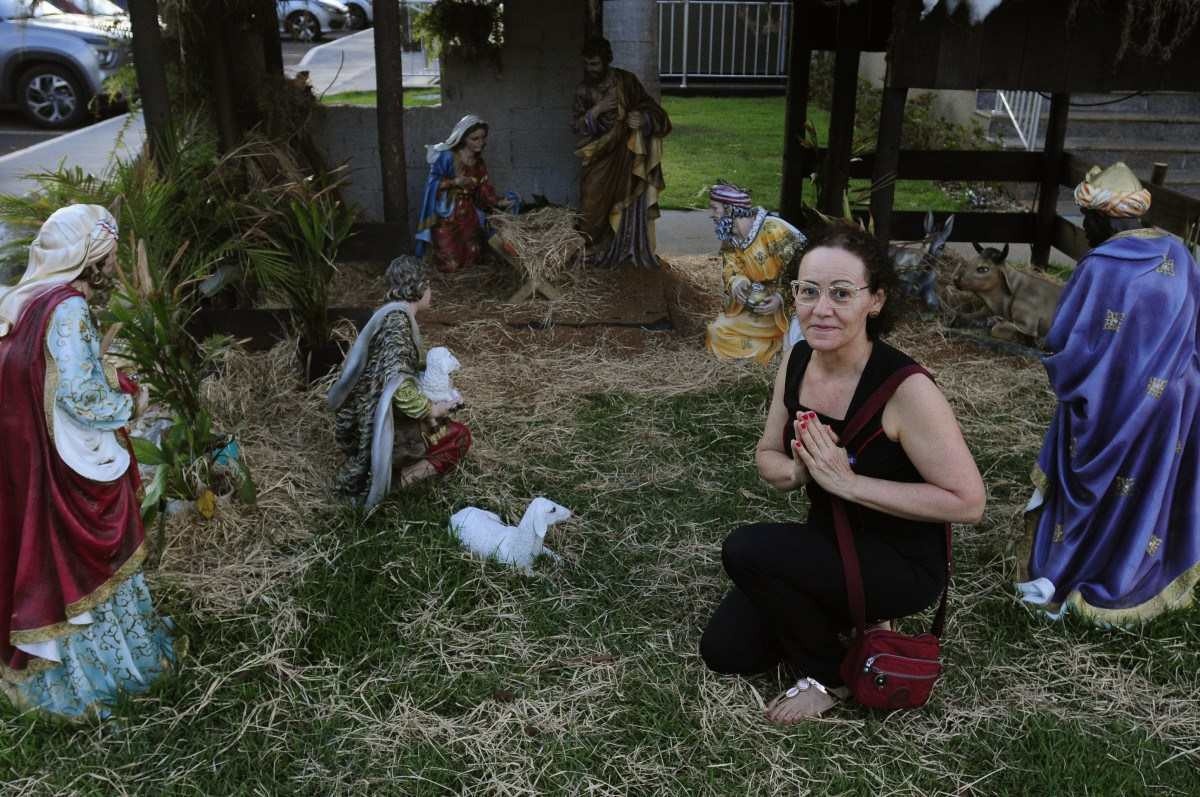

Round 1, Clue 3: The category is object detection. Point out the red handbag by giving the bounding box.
[827,365,953,710]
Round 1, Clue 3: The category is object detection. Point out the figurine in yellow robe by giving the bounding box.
[705,183,807,365]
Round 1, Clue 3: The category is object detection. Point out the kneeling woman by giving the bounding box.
[700,224,985,724]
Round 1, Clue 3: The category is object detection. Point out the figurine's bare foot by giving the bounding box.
[398,460,437,487]
[764,677,840,725]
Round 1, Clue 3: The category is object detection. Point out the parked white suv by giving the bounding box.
[0,0,130,129]
[277,0,348,43]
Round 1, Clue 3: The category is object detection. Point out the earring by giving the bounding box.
[869,311,880,318]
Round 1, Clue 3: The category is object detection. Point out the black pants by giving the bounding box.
[700,521,944,686]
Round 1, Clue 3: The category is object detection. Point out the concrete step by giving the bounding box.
[1064,112,1200,142]
[978,91,1200,117]
[1067,91,1200,116]
[977,109,1200,148]
[1065,139,1200,173]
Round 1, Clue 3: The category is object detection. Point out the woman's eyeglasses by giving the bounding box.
[790,281,870,306]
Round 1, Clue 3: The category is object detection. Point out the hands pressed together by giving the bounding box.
[790,410,857,499]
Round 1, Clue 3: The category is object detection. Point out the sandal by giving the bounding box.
[764,676,844,725]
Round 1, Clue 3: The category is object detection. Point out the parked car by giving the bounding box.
[51,0,126,14]
[344,0,370,30]
[0,0,130,129]
[277,0,348,43]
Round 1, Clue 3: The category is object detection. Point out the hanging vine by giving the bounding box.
[412,0,505,63]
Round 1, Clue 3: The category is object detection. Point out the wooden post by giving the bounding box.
[373,0,411,244]
[207,17,241,152]
[1032,92,1070,265]
[778,1,810,225]
[256,0,285,76]
[1151,162,1169,186]
[870,86,908,244]
[819,49,860,217]
[126,0,171,165]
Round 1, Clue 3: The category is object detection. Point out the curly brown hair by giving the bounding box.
[800,222,903,339]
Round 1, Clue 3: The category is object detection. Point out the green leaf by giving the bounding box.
[237,472,258,506]
[140,467,166,520]
[130,435,167,465]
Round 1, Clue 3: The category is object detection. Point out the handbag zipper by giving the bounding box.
[862,654,942,678]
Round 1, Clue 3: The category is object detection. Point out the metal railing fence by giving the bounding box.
[657,0,791,86]
[994,90,1044,151]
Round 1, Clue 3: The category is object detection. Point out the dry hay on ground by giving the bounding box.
[328,258,668,330]
[146,342,338,617]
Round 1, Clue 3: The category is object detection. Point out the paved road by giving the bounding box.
[0,30,351,159]
[0,117,64,156]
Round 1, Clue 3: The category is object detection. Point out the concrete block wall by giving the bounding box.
[313,0,585,232]
[605,0,661,101]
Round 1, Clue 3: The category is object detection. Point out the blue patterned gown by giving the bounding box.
[1018,229,1200,624]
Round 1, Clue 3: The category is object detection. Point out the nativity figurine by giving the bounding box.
[327,256,471,508]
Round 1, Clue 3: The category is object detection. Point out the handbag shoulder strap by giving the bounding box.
[829,363,952,638]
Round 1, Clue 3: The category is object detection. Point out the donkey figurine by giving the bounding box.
[892,211,955,311]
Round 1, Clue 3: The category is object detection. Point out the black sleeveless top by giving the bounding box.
[783,340,945,561]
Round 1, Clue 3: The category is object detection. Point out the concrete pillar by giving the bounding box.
[603,0,660,100]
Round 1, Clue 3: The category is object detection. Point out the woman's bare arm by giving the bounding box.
[839,375,985,524]
[755,355,809,491]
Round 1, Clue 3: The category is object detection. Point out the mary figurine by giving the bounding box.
[415,114,517,273]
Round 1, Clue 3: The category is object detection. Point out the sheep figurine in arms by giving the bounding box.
[953,243,1064,347]
[418,346,463,406]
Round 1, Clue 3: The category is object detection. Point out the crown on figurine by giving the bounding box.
[1073,162,1151,218]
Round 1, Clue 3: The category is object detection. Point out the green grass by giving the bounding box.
[660,95,965,213]
[2,329,1198,793]
[321,88,440,107]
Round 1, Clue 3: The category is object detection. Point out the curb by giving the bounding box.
[295,28,375,70]
[0,112,140,169]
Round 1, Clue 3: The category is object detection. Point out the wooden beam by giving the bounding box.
[778,0,810,225]
[870,86,907,243]
[1032,92,1070,265]
[1053,215,1090,261]
[126,0,171,165]
[799,148,1045,182]
[862,210,1037,243]
[819,48,860,216]
[373,0,410,242]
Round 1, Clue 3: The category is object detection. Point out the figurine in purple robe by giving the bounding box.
[1017,162,1200,625]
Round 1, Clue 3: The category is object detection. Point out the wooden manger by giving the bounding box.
[487,207,587,303]
[780,0,1200,262]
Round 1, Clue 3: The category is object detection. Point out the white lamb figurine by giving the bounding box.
[419,346,463,405]
[449,497,571,573]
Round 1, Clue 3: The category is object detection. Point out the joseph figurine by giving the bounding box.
[572,36,671,268]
